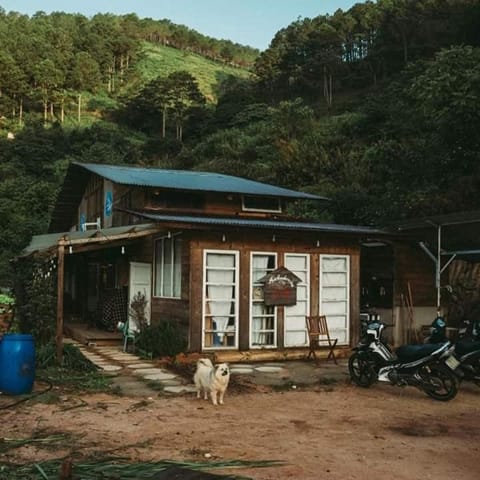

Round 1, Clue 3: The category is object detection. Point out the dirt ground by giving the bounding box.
[1,370,479,480]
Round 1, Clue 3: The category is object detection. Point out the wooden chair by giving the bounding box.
[306,315,338,364]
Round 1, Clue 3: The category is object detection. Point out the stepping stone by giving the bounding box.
[142,372,177,381]
[133,368,166,375]
[230,367,254,374]
[159,379,183,386]
[128,363,155,369]
[255,366,284,373]
[98,364,123,372]
[164,385,197,394]
[230,363,255,369]
[82,355,105,362]
[107,354,142,362]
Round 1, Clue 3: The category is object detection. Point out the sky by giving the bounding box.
[0,0,361,50]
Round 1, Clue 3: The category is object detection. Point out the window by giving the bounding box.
[250,253,277,348]
[284,254,310,347]
[320,255,350,345]
[154,234,182,298]
[242,195,282,213]
[149,190,205,210]
[203,250,239,349]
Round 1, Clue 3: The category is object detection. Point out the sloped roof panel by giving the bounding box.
[76,162,326,200]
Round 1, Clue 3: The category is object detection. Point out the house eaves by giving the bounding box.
[127,210,387,236]
[22,223,159,258]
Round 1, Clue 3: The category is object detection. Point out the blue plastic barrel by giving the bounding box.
[0,334,35,395]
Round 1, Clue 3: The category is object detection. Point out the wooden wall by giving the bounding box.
[188,230,361,352]
[393,241,436,307]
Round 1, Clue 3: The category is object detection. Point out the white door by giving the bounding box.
[284,254,310,347]
[319,255,350,345]
[129,262,152,333]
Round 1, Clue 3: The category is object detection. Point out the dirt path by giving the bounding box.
[1,379,479,479]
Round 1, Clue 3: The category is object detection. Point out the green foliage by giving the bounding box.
[13,257,57,346]
[135,321,187,358]
[129,291,149,332]
[36,343,98,371]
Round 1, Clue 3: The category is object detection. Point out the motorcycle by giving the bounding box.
[426,316,480,387]
[349,320,459,401]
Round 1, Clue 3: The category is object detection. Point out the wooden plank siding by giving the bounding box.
[393,241,436,307]
[185,230,361,352]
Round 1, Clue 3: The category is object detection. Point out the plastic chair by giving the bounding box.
[118,320,136,352]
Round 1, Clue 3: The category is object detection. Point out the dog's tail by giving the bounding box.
[197,358,214,368]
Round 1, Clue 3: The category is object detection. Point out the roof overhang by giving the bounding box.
[21,223,160,258]
[123,209,388,237]
[392,210,480,257]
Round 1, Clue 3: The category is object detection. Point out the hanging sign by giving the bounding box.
[258,266,302,306]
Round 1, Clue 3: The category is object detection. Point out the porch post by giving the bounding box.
[56,243,65,363]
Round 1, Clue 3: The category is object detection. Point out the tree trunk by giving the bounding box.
[60,98,65,123]
[19,98,23,125]
[162,107,167,138]
[402,31,408,65]
[43,99,48,124]
[78,93,82,123]
[323,66,333,109]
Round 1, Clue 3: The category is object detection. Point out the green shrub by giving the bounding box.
[36,342,98,371]
[135,320,187,358]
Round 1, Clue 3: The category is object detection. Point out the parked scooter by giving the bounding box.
[426,316,480,387]
[349,320,459,401]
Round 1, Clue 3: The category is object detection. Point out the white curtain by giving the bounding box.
[206,254,235,343]
[252,255,269,344]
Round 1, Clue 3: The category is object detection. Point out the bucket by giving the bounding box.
[0,334,35,395]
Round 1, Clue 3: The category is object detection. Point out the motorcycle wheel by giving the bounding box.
[348,352,376,387]
[463,355,480,387]
[422,364,458,401]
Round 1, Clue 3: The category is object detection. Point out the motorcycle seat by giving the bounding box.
[455,339,480,356]
[395,343,447,362]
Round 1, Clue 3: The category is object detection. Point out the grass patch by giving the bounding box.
[0,458,284,479]
[37,367,113,393]
[137,42,252,102]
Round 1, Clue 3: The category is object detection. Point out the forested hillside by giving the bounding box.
[1,0,480,287]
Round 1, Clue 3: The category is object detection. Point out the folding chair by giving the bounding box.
[306,315,338,364]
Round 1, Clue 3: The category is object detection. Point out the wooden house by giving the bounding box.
[23,162,447,360]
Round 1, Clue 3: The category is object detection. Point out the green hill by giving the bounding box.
[136,42,253,102]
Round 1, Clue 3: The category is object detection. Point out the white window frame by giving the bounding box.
[319,254,350,345]
[249,252,278,349]
[154,233,182,298]
[284,253,310,347]
[202,249,240,350]
[241,195,282,213]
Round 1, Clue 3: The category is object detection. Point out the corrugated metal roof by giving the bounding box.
[131,211,386,235]
[76,162,327,200]
[22,223,158,257]
[394,210,480,230]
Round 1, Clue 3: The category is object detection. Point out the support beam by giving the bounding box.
[56,244,65,363]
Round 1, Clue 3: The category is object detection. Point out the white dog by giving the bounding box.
[193,358,230,406]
